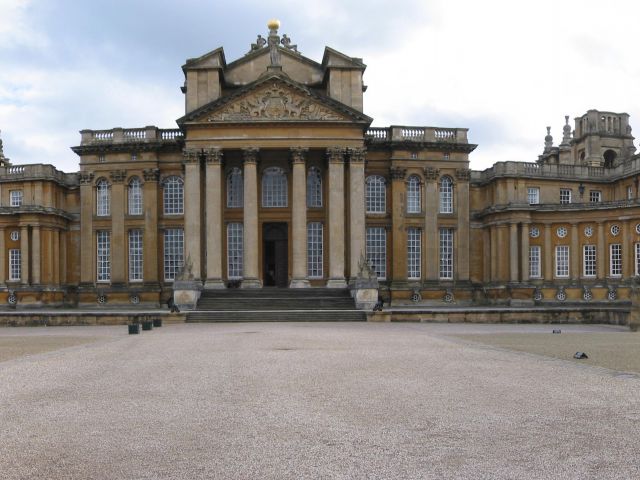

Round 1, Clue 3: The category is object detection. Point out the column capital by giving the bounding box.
[143,168,160,182]
[79,172,94,185]
[326,147,346,163]
[242,147,260,165]
[182,149,200,164]
[423,167,440,180]
[455,168,471,181]
[348,147,366,164]
[389,166,406,181]
[205,148,223,165]
[109,170,127,183]
[290,147,308,164]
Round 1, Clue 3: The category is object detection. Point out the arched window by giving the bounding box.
[406,175,421,213]
[439,176,453,214]
[128,177,143,215]
[96,179,110,216]
[163,176,184,215]
[307,167,322,208]
[226,168,243,208]
[262,167,287,207]
[366,175,386,213]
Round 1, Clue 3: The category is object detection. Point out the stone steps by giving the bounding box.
[186,310,367,322]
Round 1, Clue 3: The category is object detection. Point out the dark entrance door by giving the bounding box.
[263,223,288,287]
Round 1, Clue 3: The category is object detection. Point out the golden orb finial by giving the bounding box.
[267,19,280,31]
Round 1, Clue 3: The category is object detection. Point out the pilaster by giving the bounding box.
[597,221,605,279]
[0,227,5,285]
[79,172,94,285]
[521,223,530,282]
[290,147,310,288]
[241,148,262,288]
[544,223,552,280]
[204,149,226,289]
[348,147,366,282]
[509,222,518,283]
[390,166,407,285]
[455,168,470,281]
[183,150,202,282]
[110,170,126,284]
[20,225,29,285]
[32,226,41,285]
[142,169,160,285]
[622,221,631,278]
[326,147,346,288]
[570,223,579,281]
[424,167,439,281]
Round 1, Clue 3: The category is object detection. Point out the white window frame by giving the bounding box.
[555,245,569,278]
[307,222,323,279]
[9,249,20,281]
[609,244,622,277]
[128,177,143,216]
[583,245,596,277]
[163,228,184,281]
[262,167,288,208]
[226,168,243,208]
[227,223,243,279]
[407,227,421,280]
[528,187,540,205]
[406,175,421,214]
[439,176,454,213]
[366,227,387,280]
[96,180,110,216]
[365,175,386,213]
[589,190,601,203]
[529,246,541,278]
[559,188,572,204]
[128,229,143,282]
[96,230,111,282]
[10,190,23,207]
[439,227,454,279]
[306,167,322,208]
[628,186,633,200]
[163,176,184,215]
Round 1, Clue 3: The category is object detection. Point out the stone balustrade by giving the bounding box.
[0,164,75,185]
[80,126,183,145]
[366,126,469,144]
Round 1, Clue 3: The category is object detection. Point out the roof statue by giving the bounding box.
[249,19,300,58]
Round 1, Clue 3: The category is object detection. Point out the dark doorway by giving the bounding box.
[263,223,288,287]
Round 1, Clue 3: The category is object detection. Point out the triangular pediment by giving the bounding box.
[177,74,372,125]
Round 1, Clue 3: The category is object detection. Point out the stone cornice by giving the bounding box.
[71,141,183,156]
[365,140,477,154]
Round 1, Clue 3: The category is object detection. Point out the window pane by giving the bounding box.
[9,249,20,281]
[439,176,453,213]
[366,176,386,213]
[528,187,539,205]
[610,244,622,276]
[555,245,569,277]
[227,168,243,208]
[407,176,421,213]
[583,245,596,277]
[227,223,243,279]
[163,176,184,215]
[307,167,322,208]
[439,228,454,279]
[96,180,110,216]
[262,167,287,207]
[97,231,111,281]
[366,227,386,279]
[529,246,540,278]
[307,222,323,278]
[163,228,184,281]
[128,229,143,281]
[128,177,143,215]
[407,227,421,279]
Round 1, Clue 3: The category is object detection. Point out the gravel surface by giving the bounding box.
[0,322,638,479]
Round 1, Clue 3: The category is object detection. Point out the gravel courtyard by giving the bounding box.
[0,322,638,479]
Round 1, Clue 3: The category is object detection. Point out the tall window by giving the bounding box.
[628,186,634,200]
[439,176,453,213]
[583,245,596,277]
[407,175,421,213]
[163,176,184,215]
[307,167,322,208]
[560,188,572,204]
[163,228,184,281]
[97,231,111,282]
[227,223,243,279]
[366,227,386,279]
[96,179,110,216]
[555,245,569,278]
[262,167,287,207]
[528,187,540,205]
[635,243,640,276]
[128,229,143,282]
[128,177,143,215]
[529,246,541,278]
[307,222,323,278]
[407,227,421,279]
[9,249,20,281]
[610,244,622,277]
[365,175,386,213]
[10,190,23,207]
[439,228,454,279]
[226,168,243,208]
[590,190,601,203]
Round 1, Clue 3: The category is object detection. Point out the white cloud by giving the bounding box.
[0,0,48,49]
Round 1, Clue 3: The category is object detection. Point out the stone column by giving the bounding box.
[482,227,491,283]
[79,173,94,285]
[424,167,439,281]
[509,222,519,283]
[326,147,346,287]
[60,231,67,286]
[570,223,579,281]
[241,148,261,288]
[290,147,310,288]
[455,169,471,281]
[183,150,202,282]
[521,223,530,282]
[544,224,553,280]
[204,149,225,289]
[142,169,160,285]
[496,224,509,281]
[20,225,29,285]
[597,221,605,279]
[0,227,5,285]
[32,225,41,285]
[53,229,60,285]
[348,148,366,282]
[622,221,631,278]
[390,166,407,285]
[110,170,126,284]
[490,225,497,281]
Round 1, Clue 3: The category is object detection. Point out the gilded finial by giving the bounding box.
[267,19,280,32]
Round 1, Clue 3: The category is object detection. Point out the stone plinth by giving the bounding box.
[352,278,378,310]
[173,280,203,311]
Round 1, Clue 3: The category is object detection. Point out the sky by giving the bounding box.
[0,0,639,173]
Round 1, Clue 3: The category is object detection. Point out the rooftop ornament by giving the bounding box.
[250,19,300,62]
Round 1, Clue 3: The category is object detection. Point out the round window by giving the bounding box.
[556,226,567,238]
[584,226,593,237]
[610,225,620,236]
[530,226,540,238]
[10,231,19,242]
[635,223,640,235]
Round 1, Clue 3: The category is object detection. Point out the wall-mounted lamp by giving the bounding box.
[578,183,585,197]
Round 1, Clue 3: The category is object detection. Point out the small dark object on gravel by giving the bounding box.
[128,324,140,335]
[153,318,162,328]
[574,352,588,359]
[142,321,153,331]
[553,329,561,334]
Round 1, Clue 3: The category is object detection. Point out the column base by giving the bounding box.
[241,278,263,289]
[289,278,310,288]
[326,278,347,288]
[204,279,227,289]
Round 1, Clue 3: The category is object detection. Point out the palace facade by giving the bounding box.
[0,22,638,316]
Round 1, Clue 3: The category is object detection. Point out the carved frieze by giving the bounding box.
[79,172,94,185]
[455,168,471,181]
[389,167,407,181]
[423,167,440,180]
[290,147,308,164]
[206,83,346,122]
[326,147,346,164]
[348,147,366,164]
[143,168,160,182]
[109,170,127,183]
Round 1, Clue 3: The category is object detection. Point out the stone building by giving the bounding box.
[0,22,638,320]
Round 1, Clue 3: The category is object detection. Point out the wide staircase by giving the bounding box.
[186,288,367,322]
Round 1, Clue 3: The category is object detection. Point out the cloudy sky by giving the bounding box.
[0,0,638,172]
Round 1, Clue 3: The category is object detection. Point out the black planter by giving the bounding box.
[153,318,162,328]
[128,324,140,335]
[141,321,153,331]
